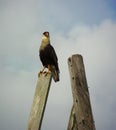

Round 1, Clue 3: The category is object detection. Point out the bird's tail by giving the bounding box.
[51,65,60,82]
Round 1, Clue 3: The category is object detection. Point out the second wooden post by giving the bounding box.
[68,54,95,130]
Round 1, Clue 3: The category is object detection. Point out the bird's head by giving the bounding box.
[42,31,50,43]
[43,31,49,37]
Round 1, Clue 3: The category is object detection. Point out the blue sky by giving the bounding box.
[107,0,116,14]
[0,0,116,130]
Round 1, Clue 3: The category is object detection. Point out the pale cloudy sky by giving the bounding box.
[0,0,116,130]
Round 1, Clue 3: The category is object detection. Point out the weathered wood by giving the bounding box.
[27,73,52,130]
[68,54,95,130]
[67,105,78,130]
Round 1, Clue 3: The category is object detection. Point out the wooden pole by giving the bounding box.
[68,54,95,130]
[67,105,78,130]
[27,73,52,130]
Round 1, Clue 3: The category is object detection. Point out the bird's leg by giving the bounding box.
[45,64,51,76]
[48,64,51,72]
[38,66,45,77]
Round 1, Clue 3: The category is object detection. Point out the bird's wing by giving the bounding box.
[47,44,59,71]
[49,45,57,62]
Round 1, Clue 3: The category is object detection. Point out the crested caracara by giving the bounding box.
[39,31,60,82]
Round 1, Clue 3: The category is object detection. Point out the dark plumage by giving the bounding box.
[39,31,60,82]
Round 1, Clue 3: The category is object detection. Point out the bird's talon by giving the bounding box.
[38,71,42,77]
[45,71,51,76]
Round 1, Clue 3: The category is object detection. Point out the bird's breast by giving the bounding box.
[39,42,48,51]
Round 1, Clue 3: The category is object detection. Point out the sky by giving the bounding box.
[0,0,116,130]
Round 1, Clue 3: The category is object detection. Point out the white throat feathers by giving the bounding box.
[40,35,50,50]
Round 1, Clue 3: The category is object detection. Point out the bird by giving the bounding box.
[38,31,60,82]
